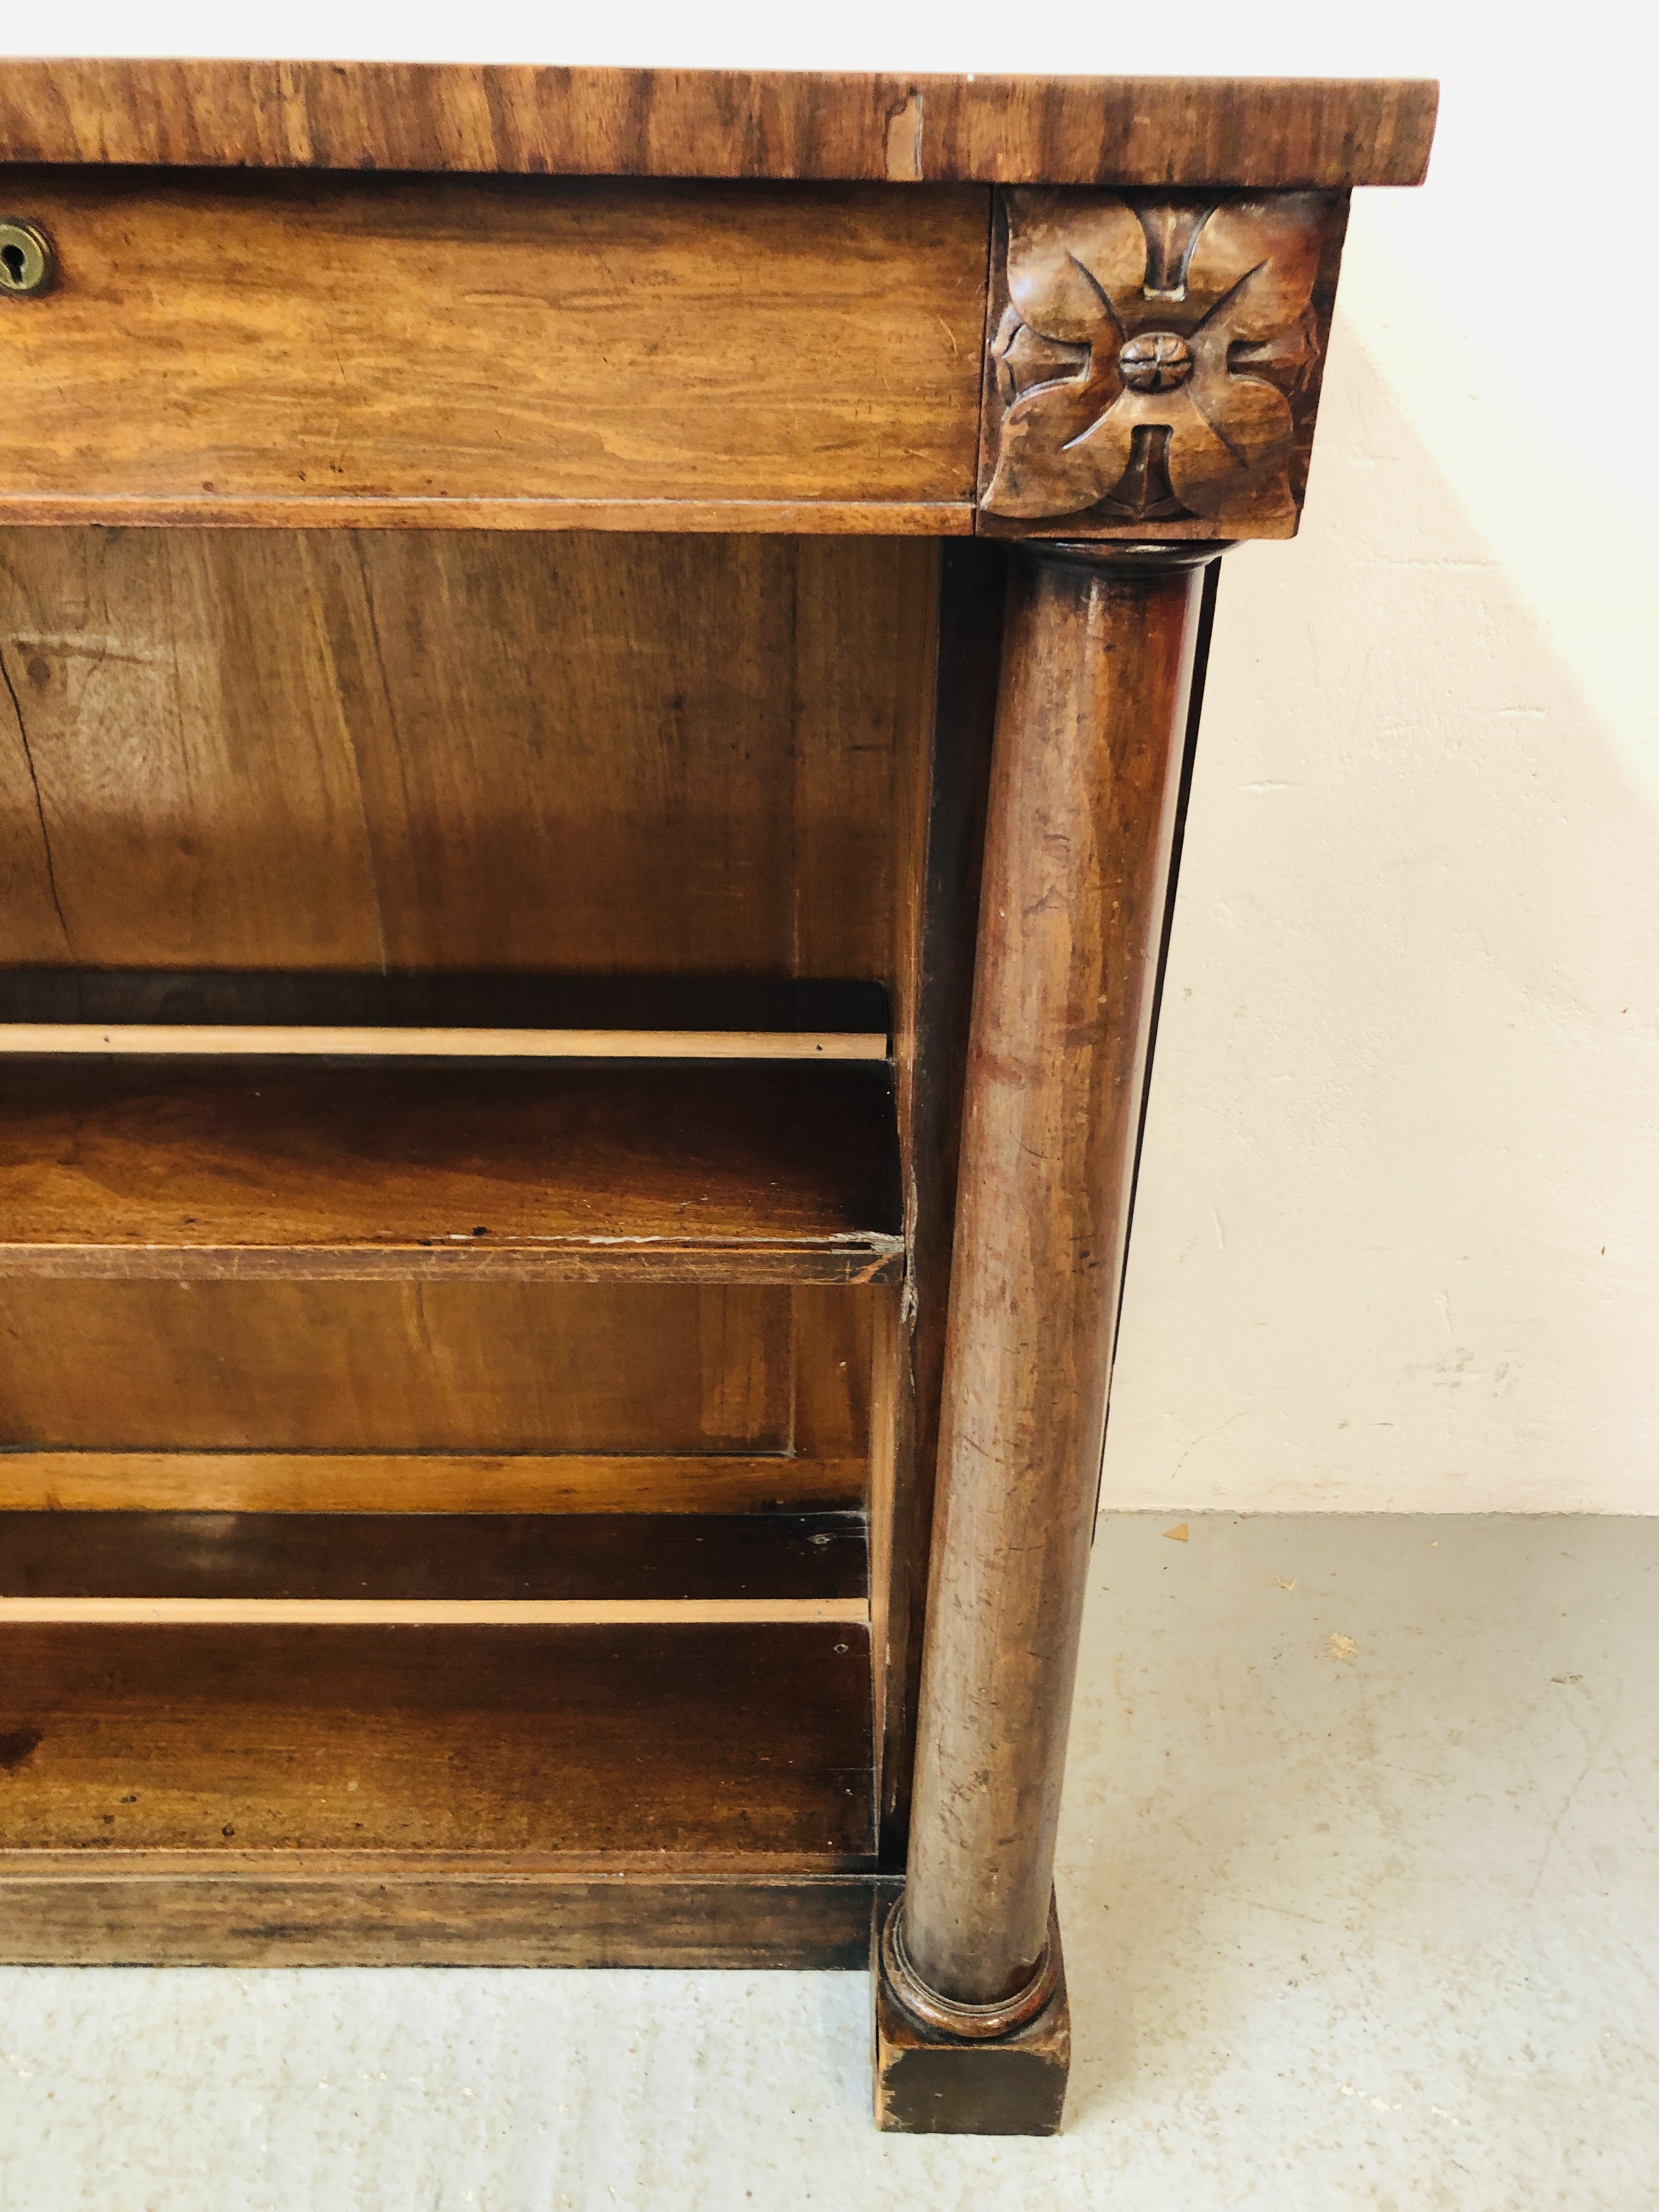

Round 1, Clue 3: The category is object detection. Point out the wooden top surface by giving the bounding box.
[0,61,1437,187]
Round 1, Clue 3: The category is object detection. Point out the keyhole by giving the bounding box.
[0,220,52,296]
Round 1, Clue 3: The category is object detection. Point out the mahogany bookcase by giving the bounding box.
[0,62,1435,2134]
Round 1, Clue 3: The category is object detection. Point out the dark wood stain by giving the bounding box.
[0,1510,868,1602]
[0,972,889,1035]
[0,1725,43,1771]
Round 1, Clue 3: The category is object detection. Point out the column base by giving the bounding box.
[872,1898,1071,2136]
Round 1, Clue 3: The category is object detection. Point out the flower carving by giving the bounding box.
[979,191,1342,536]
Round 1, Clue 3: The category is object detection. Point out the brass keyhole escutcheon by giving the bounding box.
[0,218,54,298]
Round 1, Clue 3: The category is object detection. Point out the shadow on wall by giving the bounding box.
[1102,332,1659,1516]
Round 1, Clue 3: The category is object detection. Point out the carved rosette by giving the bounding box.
[978,189,1349,539]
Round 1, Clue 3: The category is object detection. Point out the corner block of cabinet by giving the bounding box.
[975,184,1351,541]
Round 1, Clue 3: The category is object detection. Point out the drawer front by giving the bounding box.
[0,171,989,526]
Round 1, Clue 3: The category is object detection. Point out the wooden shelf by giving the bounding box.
[0,971,890,1060]
[0,1509,867,1624]
[0,1508,878,1959]
[0,1454,868,1516]
[0,1618,873,1859]
[0,1058,904,1283]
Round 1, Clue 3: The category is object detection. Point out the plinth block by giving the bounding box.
[873,1901,1071,2135]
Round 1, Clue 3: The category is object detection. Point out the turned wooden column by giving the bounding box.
[882,540,1218,2064]
[873,171,1372,2135]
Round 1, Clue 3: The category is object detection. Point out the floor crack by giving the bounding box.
[0,639,72,952]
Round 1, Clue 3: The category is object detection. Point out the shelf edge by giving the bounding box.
[0,1594,871,1626]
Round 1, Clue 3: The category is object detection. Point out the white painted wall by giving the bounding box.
[16,1,1657,1510]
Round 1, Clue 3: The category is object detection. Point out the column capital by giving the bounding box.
[1014,538,1234,576]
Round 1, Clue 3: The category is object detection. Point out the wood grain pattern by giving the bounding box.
[0,1622,874,1855]
[903,546,1210,2007]
[0,1059,904,1282]
[0,531,936,979]
[0,1284,867,1502]
[0,498,973,537]
[0,1454,868,1515]
[979,190,1348,538]
[790,1287,874,1466]
[0,173,985,520]
[0,63,1438,187]
[0,1860,890,1968]
[0,1283,792,1453]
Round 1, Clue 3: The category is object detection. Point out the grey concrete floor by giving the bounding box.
[2,1514,1654,2210]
